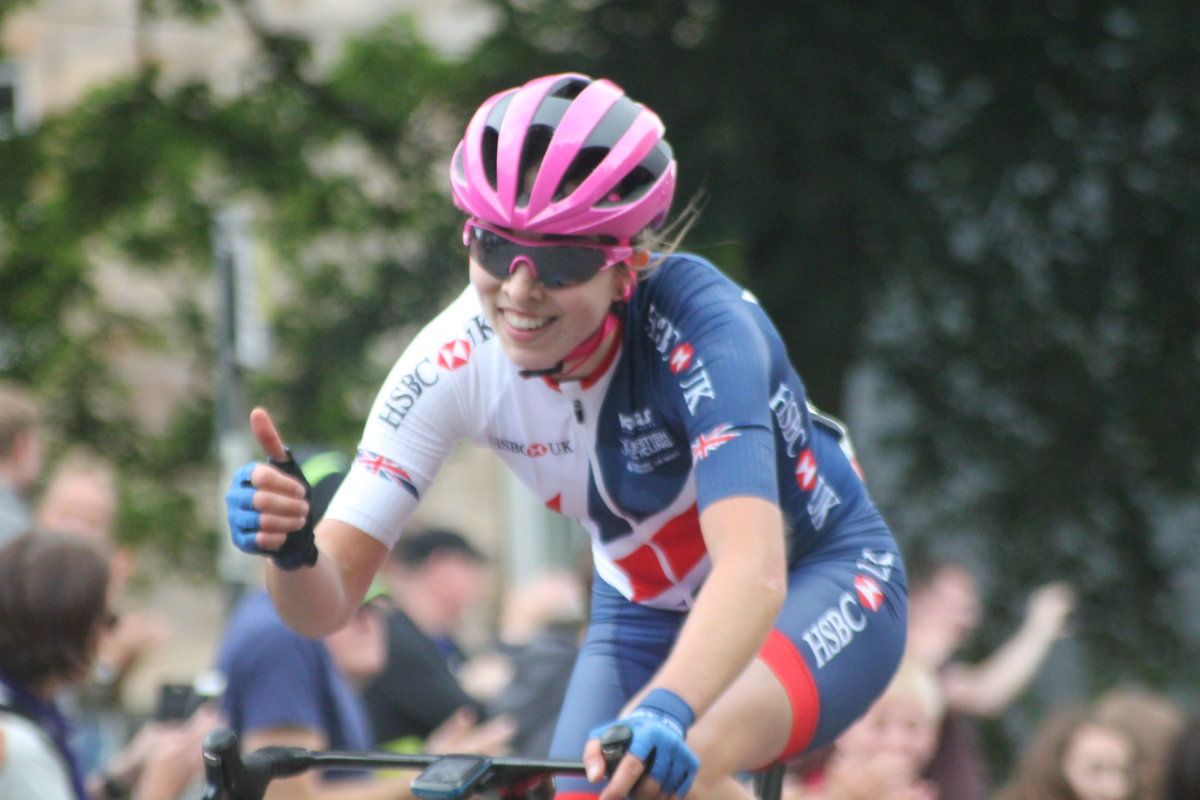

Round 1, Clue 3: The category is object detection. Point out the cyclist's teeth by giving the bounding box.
[505,311,549,331]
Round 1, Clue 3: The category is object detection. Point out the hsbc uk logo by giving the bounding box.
[645,303,715,415]
[769,383,807,457]
[669,343,694,374]
[378,315,493,430]
[802,549,894,668]
[794,449,841,530]
[490,437,575,458]
[437,338,472,371]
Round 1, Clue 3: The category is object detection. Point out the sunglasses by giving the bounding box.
[463,219,633,289]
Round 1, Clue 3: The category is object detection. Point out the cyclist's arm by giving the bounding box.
[242,727,417,800]
[265,518,390,639]
[634,494,787,717]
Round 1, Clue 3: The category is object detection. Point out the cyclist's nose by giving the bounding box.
[504,257,543,300]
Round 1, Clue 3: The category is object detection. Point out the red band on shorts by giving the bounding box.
[758,628,820,761]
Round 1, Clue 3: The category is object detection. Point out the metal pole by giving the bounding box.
[212,207,260,615]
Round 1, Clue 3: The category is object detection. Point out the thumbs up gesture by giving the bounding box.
[224,407,319,570]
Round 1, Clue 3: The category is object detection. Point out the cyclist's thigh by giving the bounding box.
[550,577,683,797]
[762,535,908,759]
[686,657,793,785]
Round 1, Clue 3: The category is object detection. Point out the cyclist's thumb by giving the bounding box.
[249,407,290,462]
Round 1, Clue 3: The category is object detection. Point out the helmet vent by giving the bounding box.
[481,127,500,190]
[550,77,590,100]
[518,125,554,205]
[603,165,653,205]
[555,147,608,204]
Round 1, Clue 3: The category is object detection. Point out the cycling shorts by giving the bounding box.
[549,529,907,798]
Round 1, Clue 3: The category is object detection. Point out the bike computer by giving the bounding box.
[410,754,493,799]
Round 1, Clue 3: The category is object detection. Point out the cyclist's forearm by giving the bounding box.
[643,496,787,717]
[265,519,389,638]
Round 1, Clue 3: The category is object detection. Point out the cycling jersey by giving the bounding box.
[329,254,882,611]
[325,253,908,774]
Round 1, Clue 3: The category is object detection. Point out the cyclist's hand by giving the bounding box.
[584,690,699,799]
[224,407,317,569]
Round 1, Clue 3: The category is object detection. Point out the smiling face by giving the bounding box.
[469,242,635,376]
[1062,724,1136,800]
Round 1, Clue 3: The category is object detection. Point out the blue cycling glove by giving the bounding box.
[225,451,318,571]
[590,688,699,797]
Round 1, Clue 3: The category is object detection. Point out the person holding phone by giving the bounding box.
[226,73,908,799]
[0,532,214,800]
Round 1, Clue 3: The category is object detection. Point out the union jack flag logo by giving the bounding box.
[691,423,739,461]
[355,448,419,499]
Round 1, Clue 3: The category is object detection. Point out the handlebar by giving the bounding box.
[202,726,631,800]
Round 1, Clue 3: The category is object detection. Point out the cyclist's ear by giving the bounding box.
[614,263,641,303]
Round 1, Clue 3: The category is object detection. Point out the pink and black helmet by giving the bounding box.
[450,73,676,241]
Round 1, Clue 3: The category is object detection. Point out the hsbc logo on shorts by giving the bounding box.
[802,592,870,669]
[490,437,575,458]
[854,575,884,611]
[802,551,894,668]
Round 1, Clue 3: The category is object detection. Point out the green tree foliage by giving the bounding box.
[0,3,469,569]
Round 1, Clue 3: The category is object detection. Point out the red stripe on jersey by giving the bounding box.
[614,545,671,602]
[613,504,707,602]
[651,504,707,583]
[758,629,821,763]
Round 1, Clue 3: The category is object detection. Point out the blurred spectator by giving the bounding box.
[36,449,172,671]
[215,577,508,799]
[1161,713,1200,800]
[0,380,44,546]
[36,448,119,547]
[214,581,400,799]
[213,454,509,798]
[994,704,1139,800]
[486,568,587,757]
[0,532,212,800]
[363,526,494,752]
[904,556,1076,800]
[36,449,171,774]
[783,656,944,800]
[1094,685,1184,800]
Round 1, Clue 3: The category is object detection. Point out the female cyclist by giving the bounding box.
[226,73,908,800]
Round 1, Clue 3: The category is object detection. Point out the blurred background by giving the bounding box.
[2,0,1197,779]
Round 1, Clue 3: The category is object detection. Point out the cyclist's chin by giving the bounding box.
[499,338,566,374]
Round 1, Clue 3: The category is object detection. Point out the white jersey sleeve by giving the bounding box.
[323,285,495,549]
